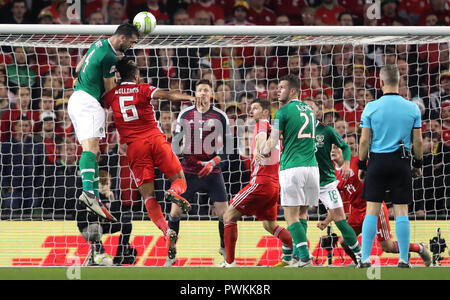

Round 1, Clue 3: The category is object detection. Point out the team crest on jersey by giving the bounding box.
[205,119,216,128]
[315,134,325,147]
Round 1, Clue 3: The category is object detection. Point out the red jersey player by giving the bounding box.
[321,143,431,266]
[222,98,293,267]
[104,58,194,263]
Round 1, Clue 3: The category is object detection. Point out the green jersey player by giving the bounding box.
[68,24,139,221]
[259,74,320,267]
[305,100,362,262]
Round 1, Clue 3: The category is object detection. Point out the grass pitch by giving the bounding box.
[0,266,448,280]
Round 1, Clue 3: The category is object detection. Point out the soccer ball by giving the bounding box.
[133,11,157,35]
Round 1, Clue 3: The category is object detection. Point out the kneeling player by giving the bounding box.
[104,58,194,263]
[323,144,432,267]
[222,99,293,267]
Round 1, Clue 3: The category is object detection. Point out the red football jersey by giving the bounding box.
[250,120,280,184]
[334,101,363,129]
[335,156,366,214]
[104,82,160,144]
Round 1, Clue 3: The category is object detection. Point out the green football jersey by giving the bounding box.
[274,100,317,170]
[315,121,351,186]
[75,39,118,100]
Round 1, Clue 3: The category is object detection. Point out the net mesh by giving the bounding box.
[0,31,449,267]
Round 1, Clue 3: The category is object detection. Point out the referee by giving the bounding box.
[357,64,423,268]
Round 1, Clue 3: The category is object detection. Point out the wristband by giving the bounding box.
[357,159,367,171]
[412,158,423,168]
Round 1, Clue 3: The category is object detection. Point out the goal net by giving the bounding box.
[0,25,449,267]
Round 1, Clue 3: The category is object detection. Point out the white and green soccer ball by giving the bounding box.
[133,11,157,35]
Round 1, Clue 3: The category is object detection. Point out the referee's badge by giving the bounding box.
[316,134,325,147]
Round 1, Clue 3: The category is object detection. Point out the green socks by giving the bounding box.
[79,151,98,196]
[288,220,310,260]
[335,219,361,255]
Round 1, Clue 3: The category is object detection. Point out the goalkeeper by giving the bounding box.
[68,23,139,221]
[304,100,363,262]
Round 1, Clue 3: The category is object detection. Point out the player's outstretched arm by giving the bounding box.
[153,90,195,102]
[261,128,281,156]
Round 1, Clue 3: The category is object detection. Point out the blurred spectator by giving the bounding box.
[315,0,345,25]
[0,86,40,142]
[247,0,276,25]
[334,119,348,137]
[276,14,290,26]
[270,0,305,25]
[334,78,362,132]
[215,81,233,109]
[53,0,80,24]
[343,132,358,156]
[172,8,191,25]
[441,100,450,140]
[87,10,105,24]
[356,87,374,110]
[244,62,267,99]
[6,46,37,88]
[149,48,188,90]
[377,0,409,26]
[314,89,334,115]
[227,0,253,25]
[159,109,176,142]
[1,116,45,215]
[52,141,82,214]
[54,97,75,140]
[188,0,225,25]
[398,0,430,25]
[193,9,214,25]
[133,0,169,25]
[106,0,128,24]
[323,110,342,126]
[238,92,254,118]
[37,9,54,24]
[301,61,332,100]
[3,0,32,24]
[418,0,450,26]
[35,111,63,164]
[287,54,302,78]
[267,79,279,118]
[300,6,317,26]
[337,0,364,24]
[424,71,450,120]
[337,11,354,26]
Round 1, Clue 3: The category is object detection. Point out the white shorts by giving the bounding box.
[68,90,106,143]
[319,180,343,210]
[279,166,320,207]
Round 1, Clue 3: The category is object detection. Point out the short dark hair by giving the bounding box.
[380,64,400,86]
[239,92,254,102]
[117,57,138,82]
[251,98,270,112]
[280,74,300,91]
[338,11,353,22]
[114,23,140,38]
[196,79,213,89]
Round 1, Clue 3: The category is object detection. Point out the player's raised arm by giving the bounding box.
[153,89,195,102]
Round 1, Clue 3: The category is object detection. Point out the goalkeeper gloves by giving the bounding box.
[197,156,221,178]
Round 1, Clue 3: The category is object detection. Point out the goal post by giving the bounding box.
[0,25,449,267]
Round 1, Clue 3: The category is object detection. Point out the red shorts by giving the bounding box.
[126,134,182,187]
[347,202,392,242]
[230,181,279,221]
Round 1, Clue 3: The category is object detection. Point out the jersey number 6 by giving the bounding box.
[119,96,139,122]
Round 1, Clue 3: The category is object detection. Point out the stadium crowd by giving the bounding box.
[0,0,449,220]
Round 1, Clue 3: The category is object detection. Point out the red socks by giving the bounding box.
[144,196,169,236]
[273,225,293,249]
[170,178,187,195]
[391,241,421,253]
[224,222,237,264]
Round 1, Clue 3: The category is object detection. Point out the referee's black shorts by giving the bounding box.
[362,150,412,205]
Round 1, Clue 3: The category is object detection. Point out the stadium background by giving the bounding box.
[0,0,449,267]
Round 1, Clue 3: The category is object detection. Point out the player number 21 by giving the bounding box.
[297,112,315,139]
[119,96,139,122]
